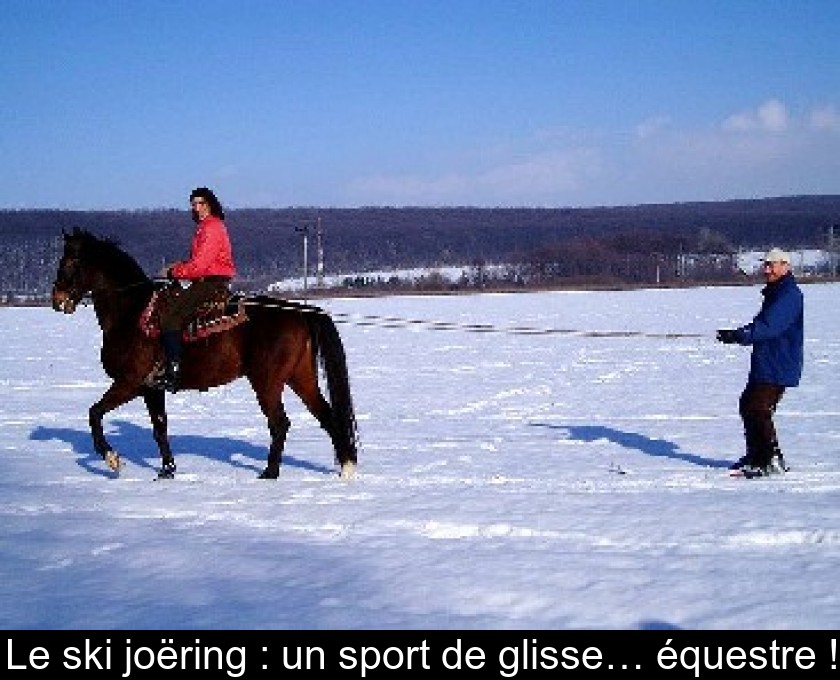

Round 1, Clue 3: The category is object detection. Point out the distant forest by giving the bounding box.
[3,194,839,300]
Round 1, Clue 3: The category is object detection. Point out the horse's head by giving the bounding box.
[51,228,95,314]
[52,228,152,315]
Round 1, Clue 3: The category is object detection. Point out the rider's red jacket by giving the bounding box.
[170,215,236,280]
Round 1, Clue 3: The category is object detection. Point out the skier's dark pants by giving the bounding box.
[739,383,785,466]
[159,277,230,370]
[160,277,230,335]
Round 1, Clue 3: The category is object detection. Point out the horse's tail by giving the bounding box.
[308,312,359,464]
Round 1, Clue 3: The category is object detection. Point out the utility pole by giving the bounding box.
[295,223,310,298]
[651,252,663,284]
[315,215,325,288]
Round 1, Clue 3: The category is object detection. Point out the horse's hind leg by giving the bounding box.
[289,373,356,479]
[142,387,176,479]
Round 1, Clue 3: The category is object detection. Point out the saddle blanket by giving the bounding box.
[139,290,248,343]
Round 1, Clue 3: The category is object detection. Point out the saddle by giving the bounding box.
[139,287,248,343]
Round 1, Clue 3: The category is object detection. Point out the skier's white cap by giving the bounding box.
[764,247,791,263]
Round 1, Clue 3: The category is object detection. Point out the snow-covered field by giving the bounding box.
[1,282,838,629]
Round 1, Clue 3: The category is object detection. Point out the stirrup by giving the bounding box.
[163,361,181,393]
[144,363,166,389]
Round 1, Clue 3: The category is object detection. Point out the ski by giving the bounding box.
[728,466,789,479]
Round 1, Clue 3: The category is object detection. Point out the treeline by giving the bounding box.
[2,194,839,299]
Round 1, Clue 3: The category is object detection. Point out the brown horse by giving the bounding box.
[50,228,358,480]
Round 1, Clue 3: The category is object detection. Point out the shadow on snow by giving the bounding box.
[530,422,730,469]
[29,419,334,478]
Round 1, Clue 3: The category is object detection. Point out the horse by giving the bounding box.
[50,227,358,480]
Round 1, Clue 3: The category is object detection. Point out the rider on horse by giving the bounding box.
[158,187,236,392]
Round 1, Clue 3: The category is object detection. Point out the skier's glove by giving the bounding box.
[716,329,739,344]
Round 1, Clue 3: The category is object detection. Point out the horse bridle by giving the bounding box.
[51,252,87,314]
[52,248,156,314]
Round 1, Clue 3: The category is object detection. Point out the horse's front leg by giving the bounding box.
[89,382,141,472]
[141,387,176,479]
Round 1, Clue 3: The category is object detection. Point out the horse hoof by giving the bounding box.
[156,462,176,480]
[104,450,122,472]
[339,461,356,480]
[258,468,279,479]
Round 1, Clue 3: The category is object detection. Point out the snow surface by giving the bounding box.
[1,283,839,630]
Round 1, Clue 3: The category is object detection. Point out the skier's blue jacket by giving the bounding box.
[734,272,804,387]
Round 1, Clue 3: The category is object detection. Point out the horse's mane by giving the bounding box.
[70,228,150,285]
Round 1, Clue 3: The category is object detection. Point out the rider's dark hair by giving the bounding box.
[190,187,224,220]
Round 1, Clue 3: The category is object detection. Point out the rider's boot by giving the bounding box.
[161,330,183,393]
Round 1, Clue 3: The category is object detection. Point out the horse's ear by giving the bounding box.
[64,227,84,242]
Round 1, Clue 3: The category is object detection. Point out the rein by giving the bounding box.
[329,312,705,340]
[76,279,151,307]
[77,284,703,341]
[241,297,705,340]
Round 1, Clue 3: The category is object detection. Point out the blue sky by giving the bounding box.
[2,0,839,209]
